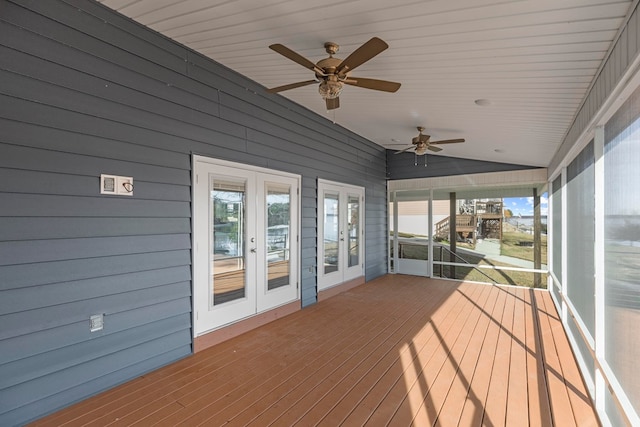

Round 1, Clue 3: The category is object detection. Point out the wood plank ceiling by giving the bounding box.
[98,0,633,167]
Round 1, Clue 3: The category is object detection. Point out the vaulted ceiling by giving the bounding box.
[98,0,634,167]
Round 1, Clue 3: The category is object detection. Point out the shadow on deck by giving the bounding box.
[30,275,598,426]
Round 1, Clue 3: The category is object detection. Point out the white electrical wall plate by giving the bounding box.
[100,174,134,196]
[100,174,117,194]
[89,314,104,332]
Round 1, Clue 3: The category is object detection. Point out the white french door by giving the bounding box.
[317,179,364,290]
[193,156,299,335]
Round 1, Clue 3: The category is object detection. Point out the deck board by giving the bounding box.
[505,287,530,427]
[432,284,500,426]
[365,282,481,426]
[523,285,553,427]
[536,290,580,427]
[30,275,599,427]
[410,282,494,426]
[484,286,516,427]
[457,285,508,426]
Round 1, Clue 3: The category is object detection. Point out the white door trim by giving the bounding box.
[192,155,300,337]
[317,179,365,291]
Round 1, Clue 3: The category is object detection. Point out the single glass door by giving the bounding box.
[390,191,432,277]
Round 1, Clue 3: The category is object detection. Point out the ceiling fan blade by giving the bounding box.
[269,44,324,75]
[266,80,317,93]
[394,146,414,154]
[336,37,388,74]
[343,77,401,93]
[326,97,340,110]
[427,145,443,152]
[430,138,466,145]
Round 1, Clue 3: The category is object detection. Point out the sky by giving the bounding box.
[504,194,548,217]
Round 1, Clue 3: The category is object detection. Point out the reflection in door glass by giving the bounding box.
[211,180,246,306]
[267,185,290,290]
[324,193,339,274]
[348,195,360,267]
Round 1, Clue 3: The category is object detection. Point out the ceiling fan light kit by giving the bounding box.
[267,37,401,110]
[318,78,342,100]
[415,145,428,155]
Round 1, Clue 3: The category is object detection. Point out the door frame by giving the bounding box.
[389,190,432,277]
[192,155,301,337]
[317,179,365,291]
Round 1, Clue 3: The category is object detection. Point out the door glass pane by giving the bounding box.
[211,179,246,306]
[324,192,339,274]
[348,194,360,268]
[398,199,431,262]
[267,184,290,290]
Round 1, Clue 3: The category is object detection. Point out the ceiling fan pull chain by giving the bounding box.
[414,152,418,166]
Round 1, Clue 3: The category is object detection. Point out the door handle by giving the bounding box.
[250,248,257,253]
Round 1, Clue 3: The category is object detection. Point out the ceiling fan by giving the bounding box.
[266,37,401,110]
[394,126,465,155]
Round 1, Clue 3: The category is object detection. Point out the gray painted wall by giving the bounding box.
[0,0,387,424]
[386,150,536,180]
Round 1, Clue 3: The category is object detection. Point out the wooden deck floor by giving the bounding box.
[31,275,599,426]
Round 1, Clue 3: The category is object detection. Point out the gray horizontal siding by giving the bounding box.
[0,0,388,425]
[0,193,191,217]
[2,331,191,426]
[0,168,190,201]
[365,180,389,280]
[0,217,190,240]
[0,234,191,266]
[300,176,318,307]
[0,267,191,318]
[0,141,191,186]
[386,150,537,180]
[2,313,191,390]
[3,346,188,427]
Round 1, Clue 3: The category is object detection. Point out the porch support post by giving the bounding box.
[533,187,542,287]
[449,192,456,279]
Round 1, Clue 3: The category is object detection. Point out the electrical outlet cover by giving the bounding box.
[100,174,117,194]
[90,314,104,332]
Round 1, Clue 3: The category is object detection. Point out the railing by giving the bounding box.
[434,215,476,239]
[435,217,449,239]
[433,245,497,284]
